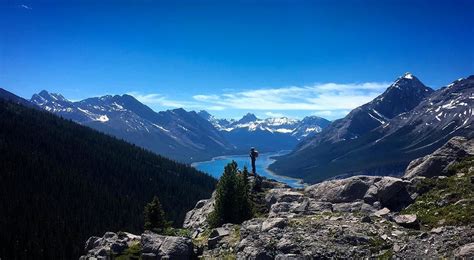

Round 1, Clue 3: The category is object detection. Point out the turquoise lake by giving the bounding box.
[192,151,305,188]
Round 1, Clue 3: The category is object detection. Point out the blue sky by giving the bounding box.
[1,0,473,120]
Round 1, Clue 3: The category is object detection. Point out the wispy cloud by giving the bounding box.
[19,4,32,9]
[265,111,285,117]
[127,92,193,108]
[128,81,389,119]
[192,82,389,111]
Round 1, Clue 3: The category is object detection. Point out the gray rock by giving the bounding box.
[160,236,193,257]
[140,231,192,258]
[305,176,375,203]
[262,217,287,231]
[141,231,164,254]
[455,242,474,257]
[305,175,411,210]
[183,192,216,230]
[265,189,304,207]
[393,214,419,229]
[208,226,231,249]
[404,136,474,179]
[373,207,390,217]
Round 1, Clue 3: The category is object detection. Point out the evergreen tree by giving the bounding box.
[208,161,253,228]
[242,166,250,187]
[144,196,168,233]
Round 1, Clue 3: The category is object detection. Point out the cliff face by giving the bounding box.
[80,136,474,259]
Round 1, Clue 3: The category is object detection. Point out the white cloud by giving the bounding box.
[265,111,285,117]
[191,82,389,111]
[127,81,389,120]
[127,92,194,108]
[20,4,32,9]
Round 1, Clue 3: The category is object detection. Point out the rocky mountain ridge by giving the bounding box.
[81,136,474,259]
[31,91,234,162]
[30,90,331,162]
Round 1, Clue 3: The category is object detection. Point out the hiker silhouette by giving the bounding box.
[249,147,259,175]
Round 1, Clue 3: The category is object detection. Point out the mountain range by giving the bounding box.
[270,73,474,183]
[30,91,235,162]
[198,110,330,152]
[29,91,330,162]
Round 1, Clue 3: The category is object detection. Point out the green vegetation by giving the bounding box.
[114,241,141,260]
[402,156,474,228]
[0,100,216,260]
[144,196,170,233]
[208,161,254,228]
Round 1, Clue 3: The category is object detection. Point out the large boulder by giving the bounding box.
[455,242,474,258]
[80,232,140,259]
[393,214,420,229]
[141,231,193,259]
[305,176,411,210]
[305,176,374,203]
[183,191,216,230]
[404,136,474,179]
[265,189,305,207]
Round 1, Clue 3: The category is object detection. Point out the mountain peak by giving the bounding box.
[197,110,212,119]
[403,72,414,79]
[236,113,258,124]
[33,90,69,103]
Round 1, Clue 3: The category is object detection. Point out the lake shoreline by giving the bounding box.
[191,150,306,188]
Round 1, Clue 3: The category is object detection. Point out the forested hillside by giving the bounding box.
[0,100,217,260]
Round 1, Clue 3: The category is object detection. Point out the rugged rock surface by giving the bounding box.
[80,231,193,260]
[235,213,473,259]
[404,136,474,179]
[305,175,412,210]
[80,232,140,259]
[183,192,216,231]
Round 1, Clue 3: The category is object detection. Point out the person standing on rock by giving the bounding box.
[249,147,259,175]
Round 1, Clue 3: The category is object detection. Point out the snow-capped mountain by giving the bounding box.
[300,72,434,148]
[270,73,473,184]
[31,91,234,162]
[199,112,330,139]
[197,111,330,153]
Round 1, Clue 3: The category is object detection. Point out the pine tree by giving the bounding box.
[242,166,250,187]
[236,168,253,222]
[208,161,253,228]
[144,196,167,233]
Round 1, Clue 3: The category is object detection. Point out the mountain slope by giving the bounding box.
[0,88,37,108]
[300,73,433,148]
[0,98,217,260]
[31,91,233,162]
[270,74,473,183]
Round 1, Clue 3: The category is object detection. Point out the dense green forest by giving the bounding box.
[0,100,217,260]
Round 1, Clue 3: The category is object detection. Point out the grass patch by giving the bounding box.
[114,241,141,260]
[402,156,474,228]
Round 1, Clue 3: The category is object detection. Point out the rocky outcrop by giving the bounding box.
[141,231,193,259]
[80,231,193,260]
[404,136,474,179]
[305,175,412,210]
[80,232,140,259]
[183,192,216,230]
[235,213,473,259]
